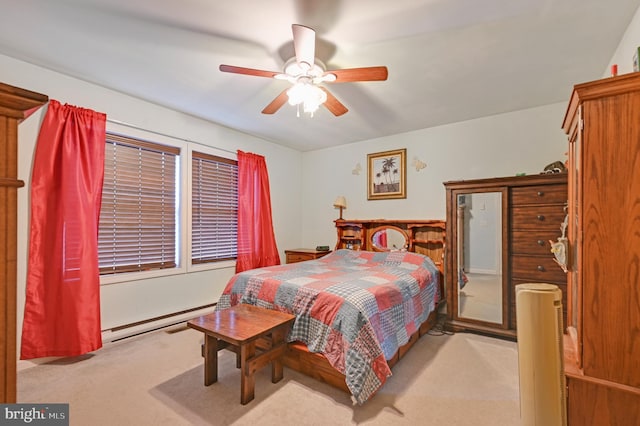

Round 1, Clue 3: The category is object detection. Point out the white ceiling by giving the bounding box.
[1,0,638,151]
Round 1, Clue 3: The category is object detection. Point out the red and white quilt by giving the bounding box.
[216,249,440,404]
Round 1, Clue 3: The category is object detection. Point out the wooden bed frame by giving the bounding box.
[282,306,441,393]
[281,219,446,394]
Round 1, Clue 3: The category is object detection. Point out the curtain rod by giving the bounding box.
[106,118,236,155]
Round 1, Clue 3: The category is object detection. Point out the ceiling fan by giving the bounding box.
[219,24,388,116]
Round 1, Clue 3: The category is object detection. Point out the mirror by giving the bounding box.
[371,227,408,251]
[456,192,502,323]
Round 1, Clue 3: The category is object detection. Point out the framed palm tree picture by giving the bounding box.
[367,148,406,200]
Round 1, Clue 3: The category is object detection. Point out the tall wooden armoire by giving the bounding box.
[562,73,640,424]
[0,83,48,402]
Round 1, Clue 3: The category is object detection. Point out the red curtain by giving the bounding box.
[379,229,388,248]
[235,150,280,273]
[21,100,106,359]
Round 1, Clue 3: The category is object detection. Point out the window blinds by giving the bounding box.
[191,151,238,264]
[98,134,179,274]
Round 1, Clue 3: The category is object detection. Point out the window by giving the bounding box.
[191,151,238,264]
[98,133,180,275]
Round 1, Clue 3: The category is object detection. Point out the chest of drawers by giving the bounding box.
[509,182,568,329]
[445,173,567,339]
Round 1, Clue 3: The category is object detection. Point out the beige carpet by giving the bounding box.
[17,322,522,426]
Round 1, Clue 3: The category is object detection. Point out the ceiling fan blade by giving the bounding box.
[262,89,290,114]
[319,87,348,116]
[219,64,279,78]
[292,24,315,67]
[326,66,389,83]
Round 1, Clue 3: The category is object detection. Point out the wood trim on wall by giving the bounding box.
[0,82,47,403]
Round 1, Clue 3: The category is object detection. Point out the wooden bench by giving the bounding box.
[187,304,295,404]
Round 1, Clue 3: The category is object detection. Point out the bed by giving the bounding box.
[216,225,444,404]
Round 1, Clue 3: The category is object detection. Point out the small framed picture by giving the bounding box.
[367,148,406,200]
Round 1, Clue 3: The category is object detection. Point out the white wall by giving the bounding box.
[465,192,502,274]
[301,2,640,250]
[607,5,640,75]
[299,102,568,247]
[1,53,302,346]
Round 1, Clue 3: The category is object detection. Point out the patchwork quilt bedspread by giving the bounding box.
[216,249,440,404]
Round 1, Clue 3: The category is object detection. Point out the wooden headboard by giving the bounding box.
[334,218,446,281]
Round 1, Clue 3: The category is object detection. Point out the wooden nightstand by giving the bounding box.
[284,249,330,264]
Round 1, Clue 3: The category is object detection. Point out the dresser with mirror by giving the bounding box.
[443,173,567,339]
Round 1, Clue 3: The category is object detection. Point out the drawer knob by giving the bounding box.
[537,191,544,196]
[537,239,545,246]
[537,265,545,272]
[537,214,545,221]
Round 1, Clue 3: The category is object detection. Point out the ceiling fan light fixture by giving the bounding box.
[304,87,327,114]
[283,57,326,79]
[220,24,385,117]
[287,81,327,115]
